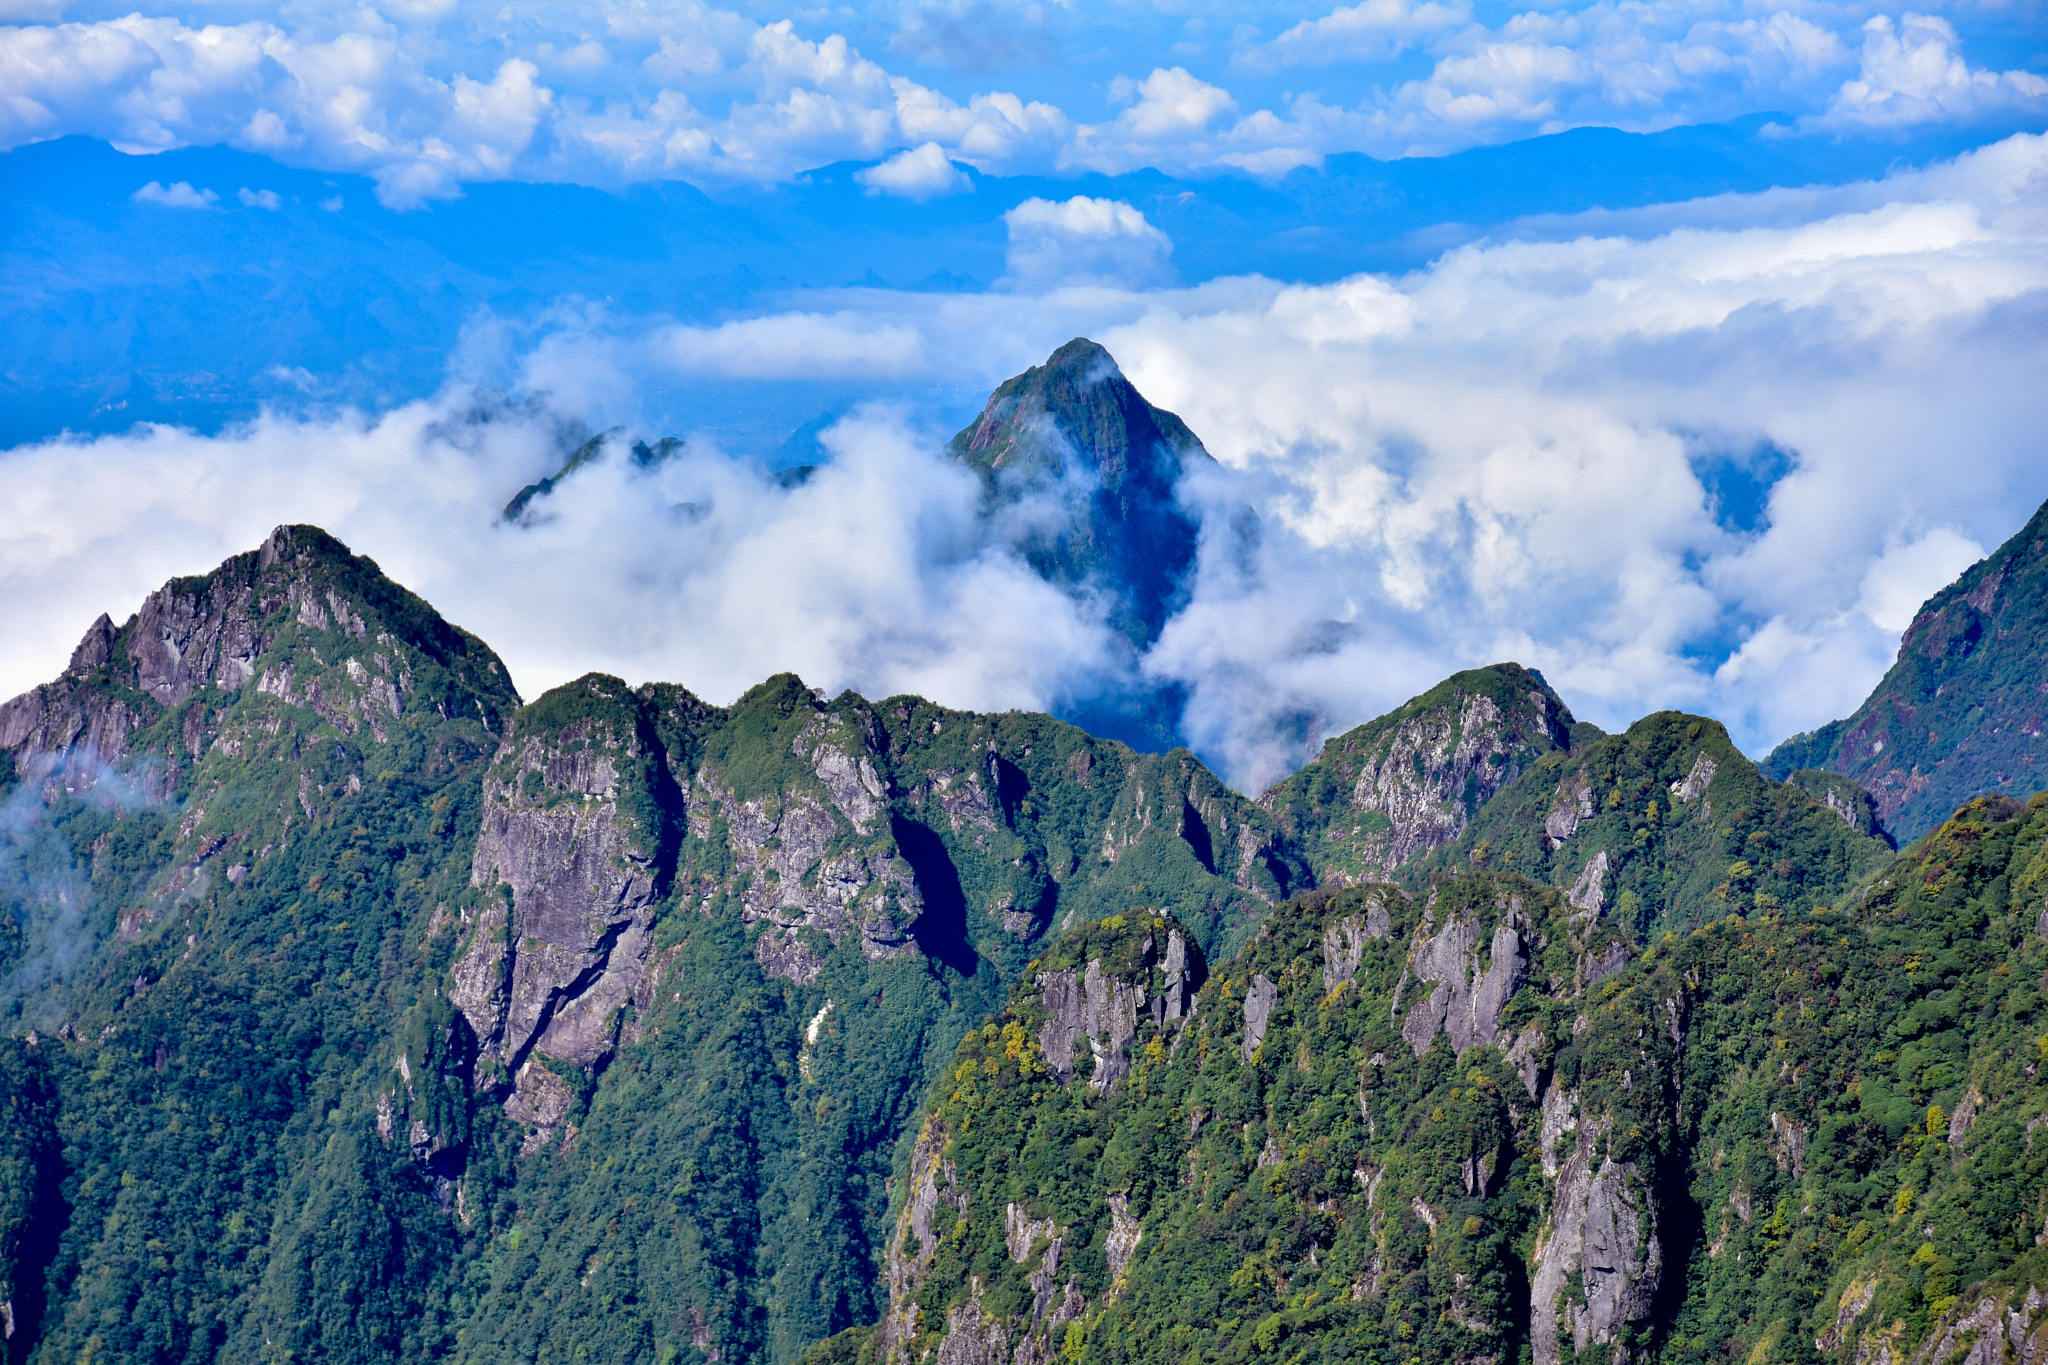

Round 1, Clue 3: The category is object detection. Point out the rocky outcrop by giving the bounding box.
[1530,1104,1662,1365]
[879,1119,967,1364]
[452,699,666,1100]
[1567,851,1610,919]
[1321,901,1389,991]
[699,720,920,981]
[0,524,514,796]
[1262,664,1575,885]
[1396,912,1529,1058]
[1546,772,1594,848]
[1895,1284,2048,1365]
[1241,974,1279,1060]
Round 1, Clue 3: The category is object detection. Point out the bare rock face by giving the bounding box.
[1262,664,1574,885]
[879,1119,967,1364]
[0,524,513,797]
[1321,902,1389,991]
[1036,913,1200,1092]
[1040,959,1144,1091]
[1530,1105,1662,1365]
[1546,772,1595,849]
[1397,912,1529,1058]
[453,695,667,1095]
[1241,974,1279,1060]
[1567,851,1610,920]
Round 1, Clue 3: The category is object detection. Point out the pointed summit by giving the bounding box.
[949,338,1212,652]
[0,524,518,791]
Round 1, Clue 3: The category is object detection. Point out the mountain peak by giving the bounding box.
[947,339,1212,670]
[1,524,517,792]
[1764,493,2048,839]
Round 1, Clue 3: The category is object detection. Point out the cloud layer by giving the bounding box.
[2,132,2046,795]
[1,0,2042,203]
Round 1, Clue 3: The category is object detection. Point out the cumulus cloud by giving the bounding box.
[0,398,1123,722]
[1,0,2031,195]
[1002,196,1175,290]
[1820,14,2048,130]
[4,133,2046,793]
[855,141,972,198]
[132,179,217,208]
[236,185,280,209]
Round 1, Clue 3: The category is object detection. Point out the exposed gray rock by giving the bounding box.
[1567,851,1610,920]
[1584,941,1631,986]
[1105,1193,1142,1287]
[1399,916,1528,1057]
[1948,1087,1983,1149]
[1038,958,1146,1091]
[1318,916,1368,994]
[880,1119,963,1364]
[1818,1279,1878,1352]
[1670,752,1718,804]
[1539,1082,1578,1180]
[1505,1025,1546,1099]
[1241,974,1279,1061]
[933,1281,1008,1365]
[1770,1111,1808,1176]
[454,719,662,1090]
[1159,930,1193,1023]
[1546,773,1594,848]
[693,766,918,964]
[1531,1115,1661,1365]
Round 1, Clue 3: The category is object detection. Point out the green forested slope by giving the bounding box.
[0,527,1301,1365]
[855,796,2048,1365]
[6,520,2048,1365]
[1260,664,1577,886]
[1404,711,1895,935]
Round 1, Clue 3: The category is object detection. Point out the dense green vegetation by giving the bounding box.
[864,795,2048,1365]
[1405,711,1895,935]
[1260,663,1575,885]
[7,510,2048,1365]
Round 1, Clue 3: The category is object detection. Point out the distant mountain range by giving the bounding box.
[2,346,2046,1365]
[0,121,2000,448]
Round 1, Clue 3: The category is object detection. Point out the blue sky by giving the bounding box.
[2,0,2046,789]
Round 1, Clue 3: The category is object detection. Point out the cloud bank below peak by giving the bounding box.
[3,131,2045,795]
[0,0,2042,204]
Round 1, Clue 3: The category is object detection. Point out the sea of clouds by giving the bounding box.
[2,130,2044,791]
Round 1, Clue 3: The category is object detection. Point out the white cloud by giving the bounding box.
[132,179,217,207]
[1249,0,1471,70]
[1820,13,2048,130]
[855,141,972,198]
[4,133,2047,792]
[1002,196,1175,290]
[236,185,280,209]
[0,399,1122,722]
[0,0,2035,192]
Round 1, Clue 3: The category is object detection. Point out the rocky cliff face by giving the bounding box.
[0,524,515,797]
[857,790,2048,1365]
[865,875,1686,1365]
[1262,663,1577,885]
[1766,493,2048,841]
[877,910,1204,1365]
